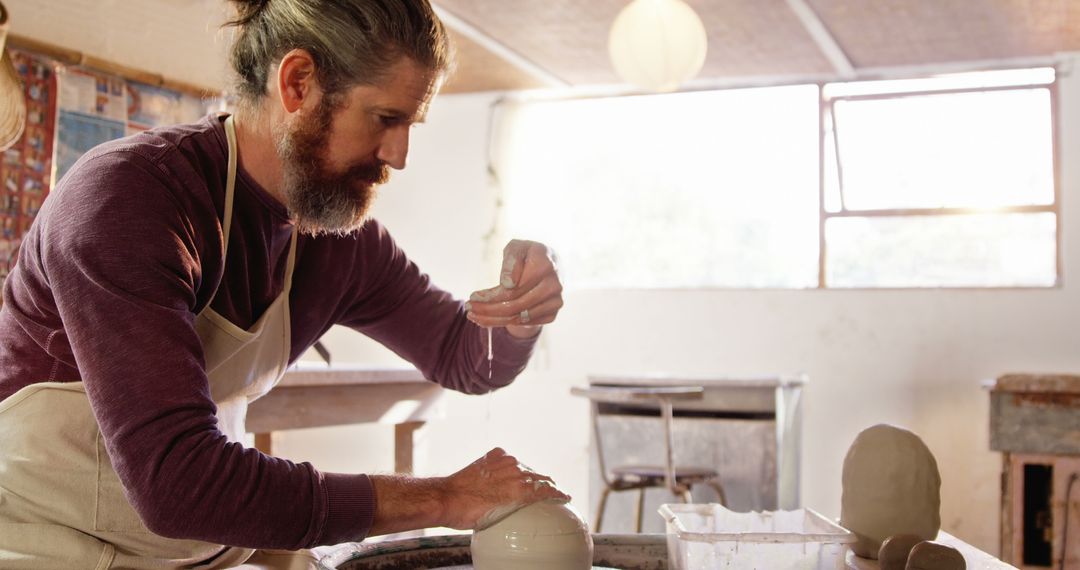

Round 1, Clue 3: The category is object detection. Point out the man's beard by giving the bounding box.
[277,101,389,236]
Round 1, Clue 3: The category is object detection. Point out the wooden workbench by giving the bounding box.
[246,364,444,473]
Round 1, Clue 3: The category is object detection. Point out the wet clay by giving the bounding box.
[840,424,941,559]
[474,501,525,531]
[879,534,925,570]
[471,501,592,570]
[474,483,559,531]
[905,541,966,570]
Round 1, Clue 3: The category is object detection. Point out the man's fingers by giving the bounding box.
[472,264,541,305]
[538,484,571,503]
[509,243,556,294]
[474,241,554,303]
[526,479,571,502]
[499,240,530,289]
[450,449,572,529]
[468,279,561,318]
[514,470,568,501]
[468,296,563,328]
[469,284,520,304]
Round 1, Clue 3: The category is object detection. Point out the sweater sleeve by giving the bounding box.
[337,221,539,394]
[41,149,366,549]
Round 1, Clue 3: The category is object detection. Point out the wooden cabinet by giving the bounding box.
[988,374,1080,569]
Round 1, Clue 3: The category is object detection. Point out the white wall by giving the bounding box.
[12,0,1076,554]
[274,64,1080,554]
[5,0,230,91]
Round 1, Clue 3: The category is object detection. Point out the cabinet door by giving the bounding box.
[1005,453,1080,570]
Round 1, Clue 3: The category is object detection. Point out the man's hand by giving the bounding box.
[466,239,563,338]
[440,447,570,530]
[368,448,570,537]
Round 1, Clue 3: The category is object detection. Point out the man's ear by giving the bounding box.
[276,48,320,114]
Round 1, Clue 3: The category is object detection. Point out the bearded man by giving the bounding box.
[0,0,566,567]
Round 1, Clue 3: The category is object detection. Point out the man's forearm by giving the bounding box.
[364,448,571,537]
[367,474,449,537]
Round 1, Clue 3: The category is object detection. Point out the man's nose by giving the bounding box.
[376,126,410,170]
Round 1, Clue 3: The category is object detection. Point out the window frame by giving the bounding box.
[816,75,1061,289]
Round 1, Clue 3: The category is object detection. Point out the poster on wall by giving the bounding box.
[126,81,207,135]
[0,50,57,282]
[1,51,217,289]
[53,67,127,184]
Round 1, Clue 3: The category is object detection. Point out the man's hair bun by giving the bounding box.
[224,0,452,105]
[229,0,270,26]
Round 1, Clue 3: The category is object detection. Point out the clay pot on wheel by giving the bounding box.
[471,501,593,570]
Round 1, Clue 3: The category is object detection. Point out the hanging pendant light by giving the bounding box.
[608,0,708,93]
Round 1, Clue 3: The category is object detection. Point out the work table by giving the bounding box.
[246,363,444,473]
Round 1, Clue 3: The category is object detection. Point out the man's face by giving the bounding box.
[278,57,439,235]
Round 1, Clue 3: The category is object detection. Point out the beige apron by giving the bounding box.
[0,116,323,569]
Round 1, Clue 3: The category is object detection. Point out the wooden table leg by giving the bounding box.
[255,432,273,455]
[394,421,425,474]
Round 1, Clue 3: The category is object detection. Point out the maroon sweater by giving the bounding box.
[0,114,537,550]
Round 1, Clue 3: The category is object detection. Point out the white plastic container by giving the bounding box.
[659,503,857,570]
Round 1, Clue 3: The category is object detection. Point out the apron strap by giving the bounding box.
[282,228,298,294]
[222,114,298,295]
[222,115,238,256]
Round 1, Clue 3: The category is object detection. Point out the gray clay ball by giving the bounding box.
[905,541,966,570]
[879,534,926,570]
[840,424,941,559]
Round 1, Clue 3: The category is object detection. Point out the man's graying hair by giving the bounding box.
[226,0,452,107]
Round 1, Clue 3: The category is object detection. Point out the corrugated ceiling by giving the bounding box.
[5,0,1079,94]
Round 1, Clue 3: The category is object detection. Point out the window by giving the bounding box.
[494,85,820,289]
[494,68,1058,289]
[823,69,1057,287]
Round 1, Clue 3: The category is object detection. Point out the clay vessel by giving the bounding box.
[471,501,593,570]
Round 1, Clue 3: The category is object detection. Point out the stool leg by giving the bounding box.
[707,480,727,506]
[594,487,611,533]
[634,488,646,533]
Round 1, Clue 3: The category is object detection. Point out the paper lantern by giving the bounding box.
[608,0,708,92]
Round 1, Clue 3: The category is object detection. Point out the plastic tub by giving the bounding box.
[659,503,856,570]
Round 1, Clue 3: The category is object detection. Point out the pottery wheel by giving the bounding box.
[321,533,668,570]
[436,561,622,565]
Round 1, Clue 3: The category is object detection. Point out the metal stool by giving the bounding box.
[571,385,728,533]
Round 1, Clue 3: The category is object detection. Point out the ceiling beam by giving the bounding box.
[431,2,570,88]
[784,0,856,79]
[498,54,1061,103]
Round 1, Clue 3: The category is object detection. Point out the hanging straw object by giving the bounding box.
[0,1,25,151]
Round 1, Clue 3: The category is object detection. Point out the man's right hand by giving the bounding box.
[439,447,570,530]
[368,448,570,537]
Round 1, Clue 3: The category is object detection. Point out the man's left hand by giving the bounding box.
[466,239,563,338]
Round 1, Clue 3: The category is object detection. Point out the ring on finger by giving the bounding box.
[520,309,531,324]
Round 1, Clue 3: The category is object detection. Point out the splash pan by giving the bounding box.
[318,533,668,570]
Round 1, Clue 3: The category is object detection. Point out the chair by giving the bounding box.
[571,385,728,533]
